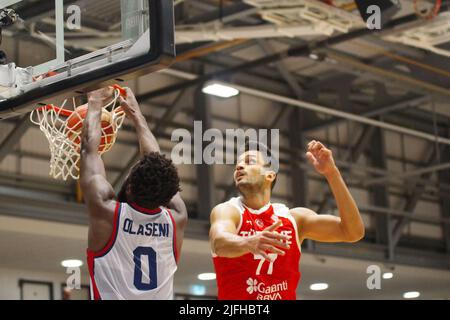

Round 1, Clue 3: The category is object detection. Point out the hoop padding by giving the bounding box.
[30,90,126,181]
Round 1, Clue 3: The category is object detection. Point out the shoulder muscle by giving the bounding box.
[210,202,241,230]
[290,207,318,223]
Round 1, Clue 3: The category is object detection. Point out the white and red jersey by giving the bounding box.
[87,201,178,300]
[213,197,301,300]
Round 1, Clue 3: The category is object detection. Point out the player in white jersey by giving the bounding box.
[80,87,187,300]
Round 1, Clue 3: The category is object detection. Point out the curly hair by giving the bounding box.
[121,152,181,209]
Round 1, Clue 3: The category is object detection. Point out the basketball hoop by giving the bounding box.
[30,85,127,181]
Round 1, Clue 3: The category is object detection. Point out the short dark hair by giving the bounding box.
[244,141,278,191]
[122,152,181,209]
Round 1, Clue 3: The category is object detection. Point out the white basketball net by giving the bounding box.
[30,89,126,181]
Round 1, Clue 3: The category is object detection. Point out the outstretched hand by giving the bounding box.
[118,87,142,120]
[245,220,291,261]
[306,140,337,176]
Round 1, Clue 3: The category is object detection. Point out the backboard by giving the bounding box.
[0,0,175,119]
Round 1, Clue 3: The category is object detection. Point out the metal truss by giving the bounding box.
[385,12,450,58]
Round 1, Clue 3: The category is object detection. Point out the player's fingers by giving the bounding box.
[124,87,133,97]
[103,86,114,97]
[118,96,131,111]
[319,141,328,148]
[261,237,290,249]
[118,95,126,104]
[125,87,138,100]
[317,148,325,156]
[118,97,135,119]
[321,147,333,158]
[318,143,329,155]
[306,152,316,165]
[312,141,324,152]
[265,220,282,232]
[308,140,317,151]
[263,231,291,241]
[260,245,286,256]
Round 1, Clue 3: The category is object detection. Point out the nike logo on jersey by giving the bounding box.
[123,218,170,237]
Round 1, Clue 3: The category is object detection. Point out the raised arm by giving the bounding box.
[80,88,117,251]
[80,87,116,208]
[293,140,365,243]
[118,88,187,218]
[210,203,291,260]
[119,88,159,155]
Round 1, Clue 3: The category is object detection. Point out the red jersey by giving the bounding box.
[213,197,301,300]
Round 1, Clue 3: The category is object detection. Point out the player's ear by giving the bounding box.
[126,182,132,196]
[265,170,276,183]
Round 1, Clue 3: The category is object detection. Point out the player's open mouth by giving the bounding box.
[236,172,246,181]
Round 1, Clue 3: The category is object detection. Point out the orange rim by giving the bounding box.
[35,84,126,116]
[111,84,127,98]
[38,104,124,117]
[37,104,73,117]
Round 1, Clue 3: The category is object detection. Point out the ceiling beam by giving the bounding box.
[303,95,429,133]
[140,13,420,101]
[185,1,257,25]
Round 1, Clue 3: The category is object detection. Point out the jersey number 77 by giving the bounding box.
[254,254,278,275]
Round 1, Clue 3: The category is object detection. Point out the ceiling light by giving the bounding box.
[198,273,216,281]
[309,53,320,60]
[309,52,326,61]
[310,283,329,291]
[403,291,420,299]
[382,272,394,279]
[61,259,83,268]
[202,83,239,98]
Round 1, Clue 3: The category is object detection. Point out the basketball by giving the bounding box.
[66,104,114,153]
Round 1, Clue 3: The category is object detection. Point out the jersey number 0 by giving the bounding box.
[133,246,157,290]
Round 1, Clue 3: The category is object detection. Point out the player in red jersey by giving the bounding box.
[210,140,365,300]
